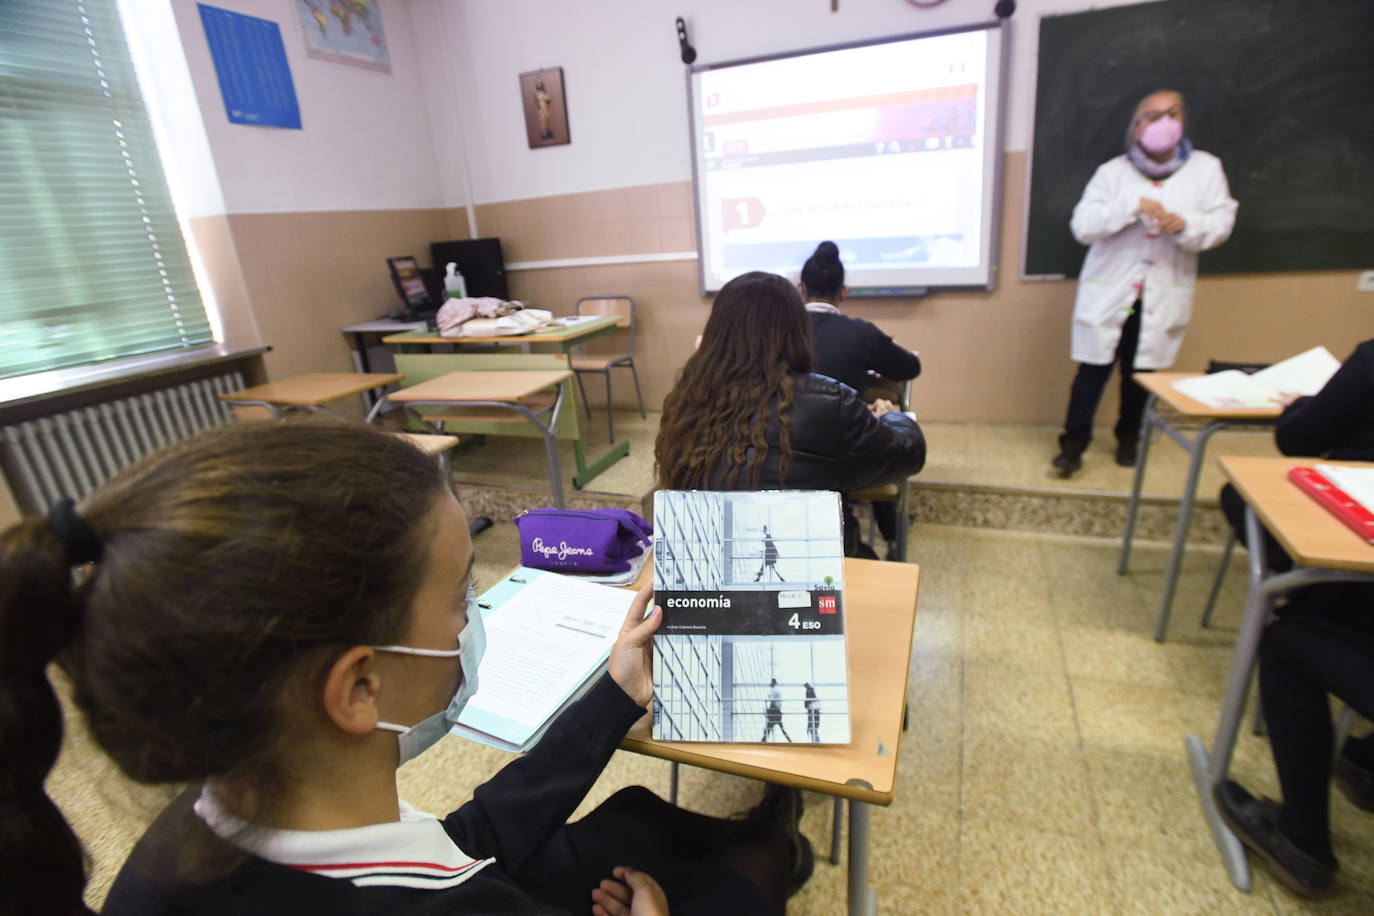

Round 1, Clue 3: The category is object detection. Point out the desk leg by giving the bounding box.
[1152,422,1223,641]
[847,800,875,916]
[831,797,843,865]
[354,332,372,373]
[571,436,630,490]
[1117,395,1156,574]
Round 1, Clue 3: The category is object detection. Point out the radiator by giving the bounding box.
[1,372,244,513]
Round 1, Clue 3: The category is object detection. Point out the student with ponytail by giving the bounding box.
[798,242,923,558]
[0,420,804,915]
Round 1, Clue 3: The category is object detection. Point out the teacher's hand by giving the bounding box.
[607,585,660,707]
[1157,212,1186,235]
[1139,197,1166,221]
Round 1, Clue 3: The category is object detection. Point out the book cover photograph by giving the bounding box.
[652,490,850,744]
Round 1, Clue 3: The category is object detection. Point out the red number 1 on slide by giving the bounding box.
[721,196,766,232]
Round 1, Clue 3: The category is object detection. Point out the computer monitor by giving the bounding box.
[386,256,433,311]
[430,237,509,300]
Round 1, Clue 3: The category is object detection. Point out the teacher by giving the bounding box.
[1051,89,1238,477]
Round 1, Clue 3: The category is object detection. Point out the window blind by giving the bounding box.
[0,0,213,381]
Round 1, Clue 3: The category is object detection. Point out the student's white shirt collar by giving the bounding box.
[194,784,494,890]
[804,300,841,315]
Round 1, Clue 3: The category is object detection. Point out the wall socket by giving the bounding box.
[1360,270,1374,292]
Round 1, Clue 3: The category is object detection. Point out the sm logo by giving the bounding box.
[819,596,836,614]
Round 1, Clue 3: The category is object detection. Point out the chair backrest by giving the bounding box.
[574,296,636,356]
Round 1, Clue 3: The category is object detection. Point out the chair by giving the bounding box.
[570,296,646,442]
[849,374,914,562]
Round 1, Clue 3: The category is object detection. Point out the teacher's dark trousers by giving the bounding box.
[1062,303,1153,446]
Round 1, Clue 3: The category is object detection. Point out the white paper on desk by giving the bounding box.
[1316,465,1374,515]
[1171,370,1274,409]
[458,573,635,742]
[1171,347,1339,409]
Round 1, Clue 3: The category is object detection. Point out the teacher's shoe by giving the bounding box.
[1115,434,1139,467]
[1051,435,1087,478]
[1214,780,1336,897]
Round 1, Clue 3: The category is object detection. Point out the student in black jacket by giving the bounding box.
[1,422,802,916]
[655,270,925,497]
[1211,338,1374,897]
[799,241,922,557]
[1220,337,1374,572]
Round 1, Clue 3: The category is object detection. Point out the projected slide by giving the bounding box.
[690,26,1003,294]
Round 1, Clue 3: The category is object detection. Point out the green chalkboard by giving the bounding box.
[1023,0,1374,278]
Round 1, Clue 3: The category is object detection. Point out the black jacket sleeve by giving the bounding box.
[440,674,645,871]
[829,384,926,492]
[1274,342,1374,459]
[861,321,922,383]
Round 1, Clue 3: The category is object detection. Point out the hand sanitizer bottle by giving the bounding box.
[444,262,468,299]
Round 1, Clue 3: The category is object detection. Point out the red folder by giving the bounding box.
[1287,466,1374,545]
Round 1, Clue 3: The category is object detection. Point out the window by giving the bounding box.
[0,0,213,381]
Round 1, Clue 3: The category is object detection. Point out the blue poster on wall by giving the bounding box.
[197,4,302,129]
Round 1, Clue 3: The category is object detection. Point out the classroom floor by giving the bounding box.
[47,420,1374,915]
[430,407,1281,507]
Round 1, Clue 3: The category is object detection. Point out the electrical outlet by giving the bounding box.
[1359,271,1374,292]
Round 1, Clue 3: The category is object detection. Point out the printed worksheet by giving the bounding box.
[457,571,635,749]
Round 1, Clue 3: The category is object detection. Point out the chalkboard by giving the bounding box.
[1023,0,1374,278]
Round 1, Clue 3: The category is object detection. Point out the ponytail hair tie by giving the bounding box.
[47,498,103,565]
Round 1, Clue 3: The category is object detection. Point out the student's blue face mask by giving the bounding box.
[372,585,486,766]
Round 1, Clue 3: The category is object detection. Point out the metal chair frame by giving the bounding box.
[571,296,647,443]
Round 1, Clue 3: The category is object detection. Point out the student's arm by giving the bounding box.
[1172,158,1238,253]
[1274,345,1374,457]
[832,386,926,491]
[1070,162,1139,246]
[441,674,644,870]
[863,322,922,382]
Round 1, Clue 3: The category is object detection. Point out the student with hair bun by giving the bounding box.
[798,241,922,397]
[0,420,806,916]
[799,241,923,558]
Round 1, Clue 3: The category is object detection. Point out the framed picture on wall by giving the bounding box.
[519,67,570,148]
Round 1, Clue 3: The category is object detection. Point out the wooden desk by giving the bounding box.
[1118,372,1282,641]
[379,370,573,508]
[1187,457,1374,892]
[382,314,622,357]
[221,372,403,419]
[623,558,921,916]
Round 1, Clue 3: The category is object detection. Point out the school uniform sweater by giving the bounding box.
[101,674,646,915]
[805,302,921,395]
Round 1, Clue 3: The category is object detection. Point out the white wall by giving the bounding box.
[423,0,1159,206]
[168,0,448,214]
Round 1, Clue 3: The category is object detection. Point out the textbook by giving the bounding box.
[1171,346,1340,409]
[651,490,851,744]
[454,568,637,753]
[1288,465,1374,546]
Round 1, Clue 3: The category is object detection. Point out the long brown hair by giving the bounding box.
[0,420,449,914]
[656,271,812,489]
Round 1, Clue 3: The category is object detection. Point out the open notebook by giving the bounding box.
[1172,346,1340,409]
[453,568,637,752]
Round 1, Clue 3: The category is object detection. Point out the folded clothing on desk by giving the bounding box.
[436,297,552,337]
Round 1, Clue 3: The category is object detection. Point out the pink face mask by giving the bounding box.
[1139,116,1183,155]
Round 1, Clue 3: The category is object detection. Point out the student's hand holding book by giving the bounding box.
[607,586,661,707]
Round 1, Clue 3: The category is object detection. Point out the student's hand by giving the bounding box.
[592,867,670,916]
[1157,211,1186,234]
[607,586,660,707]
[869,398,897,418]
[1139,197,1166,221]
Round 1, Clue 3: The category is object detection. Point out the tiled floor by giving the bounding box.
[48,421,1374,914]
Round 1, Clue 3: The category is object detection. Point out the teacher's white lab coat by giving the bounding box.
[1069,150,1237,369]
